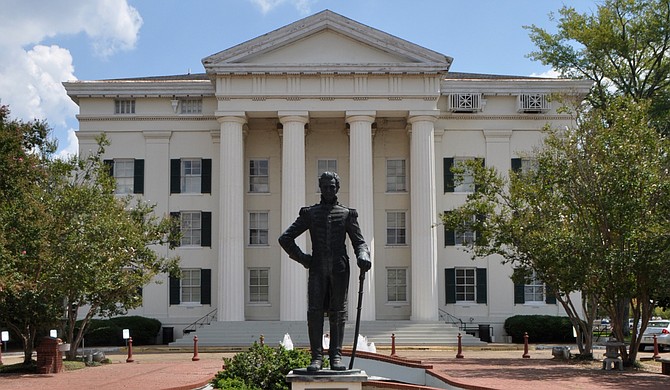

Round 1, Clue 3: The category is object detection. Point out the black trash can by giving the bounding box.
[162,327,174,344]
[478,324,491,343]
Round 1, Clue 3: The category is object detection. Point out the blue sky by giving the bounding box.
[0,0,597,157]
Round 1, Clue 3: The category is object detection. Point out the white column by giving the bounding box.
[346,112,376,321]
[216,113,247,321]
[279,112,309,321]
[408,112,439,321]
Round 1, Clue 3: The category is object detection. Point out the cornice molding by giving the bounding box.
[76,115,217,122]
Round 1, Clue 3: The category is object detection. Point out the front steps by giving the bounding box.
[169,320,486,348]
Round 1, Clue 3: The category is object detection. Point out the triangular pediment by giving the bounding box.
[202,10,452,74]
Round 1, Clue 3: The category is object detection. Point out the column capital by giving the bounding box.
[345,111,376,123]
[407,111,439,124]
[278,111,309,126]
[215,111,247,124]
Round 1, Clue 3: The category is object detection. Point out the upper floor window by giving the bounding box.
[170,210,211,247]
[386,159,406,192]
[170,158,211,194]
[180,268,201,304]
[386,211,407,246]
[249,159,269,193]
[444,212,481,246]
[180,99,202,114]
[249,268,270,303]
[114,99,135,114]
[514,269,556,305]
[104,158,144,195]
[387,267,408,302]
[443,157,484,193]
[511,157,539,174]
[249,212,269,246]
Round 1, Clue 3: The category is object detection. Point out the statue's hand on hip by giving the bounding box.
[299,253,312,269]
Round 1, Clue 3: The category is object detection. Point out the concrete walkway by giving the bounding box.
[1,346,669,390]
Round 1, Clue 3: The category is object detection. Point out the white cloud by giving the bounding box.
[529,69,561,78]
[0,0,142,154]
[248,0,316,15]
[56,128,80,160]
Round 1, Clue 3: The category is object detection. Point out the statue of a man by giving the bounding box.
[279,171,371,371]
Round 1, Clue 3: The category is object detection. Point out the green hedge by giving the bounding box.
[504,315,574,343]
[78,316,161,346]
[212,343,311,390]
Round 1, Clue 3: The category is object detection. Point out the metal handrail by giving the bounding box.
[183,308,217,335]
[438,308,465,330]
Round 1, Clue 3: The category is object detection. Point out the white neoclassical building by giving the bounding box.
[65,10,591,342]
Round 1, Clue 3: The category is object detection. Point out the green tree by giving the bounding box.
[0,105,62,364]
[442,97,670,365]
[47,136,179,360]
[526,0,670,134]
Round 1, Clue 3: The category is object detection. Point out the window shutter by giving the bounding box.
[200,269,212,305]
[443,158,454,192]
[514,283,525,304]
[445,268,456,304]
[133,159,144,194]
[545,284,557,304]
[201,159,212,194]
[474,158,485,192]
[476,268,487,304]
[511,158,522,173]
[169,212,180,248]
[444,211,455,246]
[103,159,114,177]
[170,159,181,194]
[169,275,180,305]
[201,211,212,247]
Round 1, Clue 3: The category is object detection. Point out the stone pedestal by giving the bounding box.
[602,339,624,371]
[286,369,367,390]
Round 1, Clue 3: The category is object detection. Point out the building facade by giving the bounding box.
[65,10,591,340]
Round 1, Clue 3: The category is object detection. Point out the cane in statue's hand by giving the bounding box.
[348,267,367,370]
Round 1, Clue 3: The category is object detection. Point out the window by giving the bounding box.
[169,269,211,305]
[511,157,538,174]
[386,211,407,245]
[181,159,201,193]
[170,158,211,194]
[249,159,269,193]
[445,268,487,304]
[387,268,408,302]
[514,270,556,304]
[517,94,550,113]
[104,159,144,195]
[181,269,201,303]
[524,271,545,303]
[181,212,201,246]
[180,99,202,114]
[444,212,480,246]
[443,157,484,193]
[114,99,135,114]
[249,212,269,246]
[386,159,406,192]
[448,93,483,112]
[249,268,269,303]
[317,159,337,191]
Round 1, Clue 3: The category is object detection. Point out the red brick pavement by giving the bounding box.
[1,348,669,390]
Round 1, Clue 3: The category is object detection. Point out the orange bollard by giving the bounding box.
[522,332,530,359]
[391,333,397,357]
[192,335,200,361]
[126,337,135,363]
[456,333,464,359]
[653,335,661,360]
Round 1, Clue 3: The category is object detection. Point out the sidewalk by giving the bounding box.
[1,346,669,390]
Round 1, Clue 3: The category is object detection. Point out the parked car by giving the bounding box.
[639,320,670,351]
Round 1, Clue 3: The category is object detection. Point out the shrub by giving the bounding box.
[109,316,161,345]
[212,343,311,390]
[504,315,574,343]
[80,319,123,346]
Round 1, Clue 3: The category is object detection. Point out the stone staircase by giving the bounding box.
[169,320,486,348]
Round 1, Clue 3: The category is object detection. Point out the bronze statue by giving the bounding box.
[279,171,371,371]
